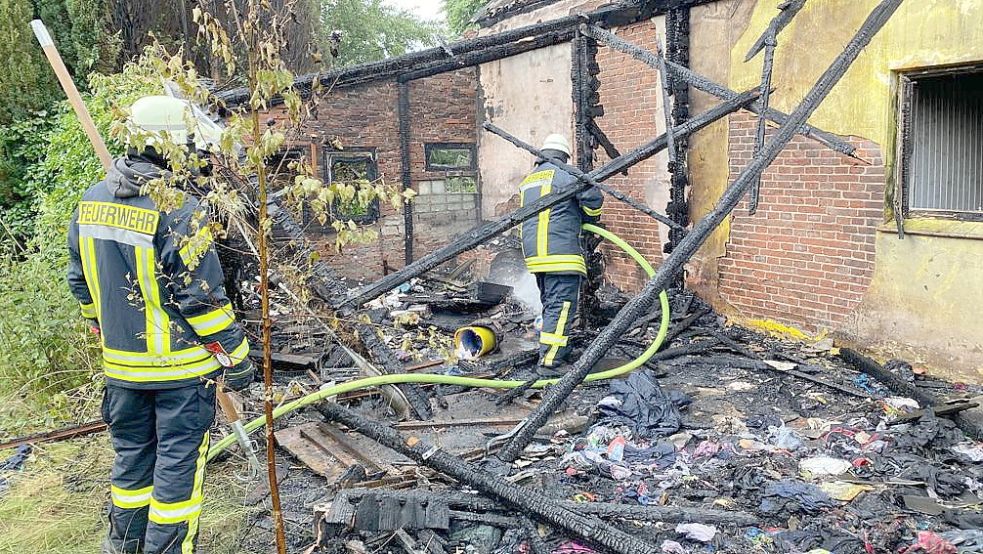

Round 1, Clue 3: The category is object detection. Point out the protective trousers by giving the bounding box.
[536,273,581,368]
[103,382,215,554]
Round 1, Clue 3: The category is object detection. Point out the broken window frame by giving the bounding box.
[423,142,479,193]
[896,63,983,223]
[322,147,381,225]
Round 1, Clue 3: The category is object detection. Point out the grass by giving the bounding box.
[0,427,257,553]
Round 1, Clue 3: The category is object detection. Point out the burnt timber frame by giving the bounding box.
[398,82,414,263]
[493,0,906,462]
[219,0,853,284]
[665,6,691,258]
[339,89,760,311]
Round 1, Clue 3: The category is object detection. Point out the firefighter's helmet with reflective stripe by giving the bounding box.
[128,96,194,146]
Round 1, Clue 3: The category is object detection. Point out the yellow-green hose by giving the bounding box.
[207,224,670,461]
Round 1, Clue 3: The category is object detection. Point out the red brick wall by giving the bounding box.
[718,112,885,331]
[594,20,668,291]
[269,69,479,282]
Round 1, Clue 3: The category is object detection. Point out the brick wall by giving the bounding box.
[594,20,670,292]
[718,112,885,331]
[269,69,479,282]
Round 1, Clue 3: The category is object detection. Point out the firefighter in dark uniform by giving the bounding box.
[67,95,255,554]
[519,134,603,371]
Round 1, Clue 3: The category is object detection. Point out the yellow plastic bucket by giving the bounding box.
[454,326,498,358]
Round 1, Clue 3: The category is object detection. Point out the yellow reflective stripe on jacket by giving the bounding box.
[135,246,171,355]
[178,226,213,267]
[103,356,222,383]
[525,254,587,275]
[79,237,102,321]
[111,485,153,509]
[582,205,602,217]
[536,182,552,256]
[102,345,212,366]
[228,338,250,365]
[80,302,97,319]
[186,303,235,336]
[544,301,572,366]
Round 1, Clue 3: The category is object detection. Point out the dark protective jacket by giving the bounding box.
[519,160,603,275]
[67,156,250,389]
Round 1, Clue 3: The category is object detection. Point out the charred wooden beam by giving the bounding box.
[839,348,982,440]
[0,420,107,451]
[398,82,414,263]
[744,0,807,62]
[317,402,660,554]
[496,0,906,462]
[582,24,859,157]
[219,4,638,106]
[483,121,682,231]
[572,30,599,173]
[337,90,759,311]
[747,27,777,215]
[398,30,576,83]
[330,488,759,526]
[665,6,691,258]
[587,120,622,162]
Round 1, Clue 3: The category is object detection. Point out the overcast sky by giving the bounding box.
[387,0,446,22]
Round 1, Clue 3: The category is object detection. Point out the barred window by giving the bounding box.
[899,67,983,219]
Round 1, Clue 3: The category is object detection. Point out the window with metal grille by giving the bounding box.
[899,67,983,220]
[322,148,380,225]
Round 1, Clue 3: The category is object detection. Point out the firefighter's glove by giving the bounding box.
[225,359,256,392]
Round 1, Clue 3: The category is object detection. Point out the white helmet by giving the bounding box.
[541,134,572,157]
[128,96,194,146]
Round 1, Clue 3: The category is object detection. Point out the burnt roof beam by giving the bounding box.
[581,24,859,158]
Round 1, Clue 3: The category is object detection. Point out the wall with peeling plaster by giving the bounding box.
[476,1,585,218]
[687,0,983,382]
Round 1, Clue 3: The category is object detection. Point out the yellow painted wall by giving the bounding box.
[688,0,983,382]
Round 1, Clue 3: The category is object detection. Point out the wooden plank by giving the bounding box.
[275,424,343,478]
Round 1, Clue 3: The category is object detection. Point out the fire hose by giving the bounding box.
[207,224,671,461]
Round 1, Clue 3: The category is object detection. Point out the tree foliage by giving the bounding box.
[314,0,443,67]
[0,0,118,124]
[443,0,488,35]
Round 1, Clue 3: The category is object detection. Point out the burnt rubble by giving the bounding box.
[211,1,983,552]
[227,274,982,553]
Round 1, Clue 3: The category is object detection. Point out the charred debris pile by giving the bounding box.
[224,255,983,553]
